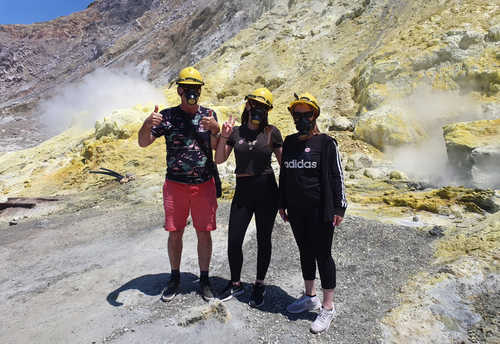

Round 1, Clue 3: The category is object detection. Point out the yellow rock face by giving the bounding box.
[444,118,500,148]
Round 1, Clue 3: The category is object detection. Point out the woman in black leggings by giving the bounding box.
[279,93,347,334]
[215,88,282,308]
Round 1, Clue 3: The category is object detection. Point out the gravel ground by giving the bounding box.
[0,194,438,344]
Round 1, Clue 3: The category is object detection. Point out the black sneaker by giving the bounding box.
[161,276,180,302]
[249,282,266,308]
[200,279,215,302]
[216,281,245,302]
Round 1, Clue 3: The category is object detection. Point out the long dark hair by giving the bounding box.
[241,106,273,150]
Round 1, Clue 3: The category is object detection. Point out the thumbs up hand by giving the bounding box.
[201,108,219,133]
[145,104,163,128]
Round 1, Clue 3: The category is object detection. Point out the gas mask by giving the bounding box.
[293,110,315,138]
[184,88,199,105]
[251,108,267,125]
[249,102,268,125]
[295,117,314,138]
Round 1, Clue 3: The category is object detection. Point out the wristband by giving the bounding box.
[211,132,221,138]
[221,135,230,139]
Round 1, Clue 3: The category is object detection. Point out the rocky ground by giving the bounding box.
[0,112,46,152]
[0,186,439,344]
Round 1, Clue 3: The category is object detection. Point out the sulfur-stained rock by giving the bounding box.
[344,152,372,171]
[389,170,408,180]
[94,108,149,140]
[178,299,232,327]
[443,119,500,189]
[353,105,426,151]
[363,168,386,179]
[486,26,500,42]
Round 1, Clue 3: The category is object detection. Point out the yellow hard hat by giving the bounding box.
[288,92,320,116]
[245,87,274,110]
[176,66,204,85]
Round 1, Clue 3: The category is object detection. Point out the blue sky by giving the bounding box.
[0,0,93,25]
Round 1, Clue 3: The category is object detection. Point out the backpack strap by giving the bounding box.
[174,107,214,167]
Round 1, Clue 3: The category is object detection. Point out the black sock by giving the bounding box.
[200,270,209,281]
[171,269,180,279]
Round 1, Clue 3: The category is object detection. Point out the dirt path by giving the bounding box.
[0,198,437,343]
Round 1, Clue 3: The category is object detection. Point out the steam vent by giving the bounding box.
[1,0,500,343]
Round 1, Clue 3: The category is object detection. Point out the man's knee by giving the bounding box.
[196,230,212,243]
[169,229,185,242]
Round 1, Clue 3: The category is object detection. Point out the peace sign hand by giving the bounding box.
[221,114,236,139]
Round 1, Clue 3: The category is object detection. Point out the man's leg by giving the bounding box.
[196,229,214,301]
[196,229,212,271]
[190,179,217,301]
[161,228,185,302]
[168,228,185,270]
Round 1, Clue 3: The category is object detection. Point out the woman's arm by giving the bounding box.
[278,137,289,218]
[214,114,236,164]
[273,147,282,166]
[215,138,233,164]
[329,139,348,212]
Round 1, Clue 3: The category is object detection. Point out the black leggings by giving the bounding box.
[288,206,336,289]
[228,174,278,282]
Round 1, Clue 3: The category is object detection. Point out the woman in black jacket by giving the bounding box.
[279,92,347,334]
[215,88,283,308]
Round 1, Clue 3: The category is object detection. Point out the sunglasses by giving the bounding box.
[292,111,314,120]
[249,99,270,110]
[180,84,201,91]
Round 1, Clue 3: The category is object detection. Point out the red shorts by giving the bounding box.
[163,179,218,232]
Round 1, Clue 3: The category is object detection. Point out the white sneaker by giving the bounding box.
[310,306,336,333]
[287,293,321,313]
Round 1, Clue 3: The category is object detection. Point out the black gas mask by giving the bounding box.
[293,111,315,138]
[249,101,269,125]
[181,85,201,105]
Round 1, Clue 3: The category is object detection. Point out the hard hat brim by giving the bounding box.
[176,78,204,86]
[245,95,273,110]
[289,100,319,116]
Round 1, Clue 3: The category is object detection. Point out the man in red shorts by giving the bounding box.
[138,66,221,302]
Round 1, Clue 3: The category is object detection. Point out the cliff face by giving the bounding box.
[3,0,498,159]
[0,0,277,146]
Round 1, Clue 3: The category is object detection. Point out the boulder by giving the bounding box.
[344,152,372,171]
[329,115,354,132]
[470,145,500,190]
[363,168,386,179]
[94,108,147,140]
[389,170,409,180]
[459,31,484,49]
[486,26,500,42]
[443,118,500,189]
[353,105,426,151]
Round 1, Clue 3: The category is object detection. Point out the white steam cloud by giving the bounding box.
[39,68,166,137]
[390,90,493,188]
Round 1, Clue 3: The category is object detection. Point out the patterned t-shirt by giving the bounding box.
[151,105,218,184]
